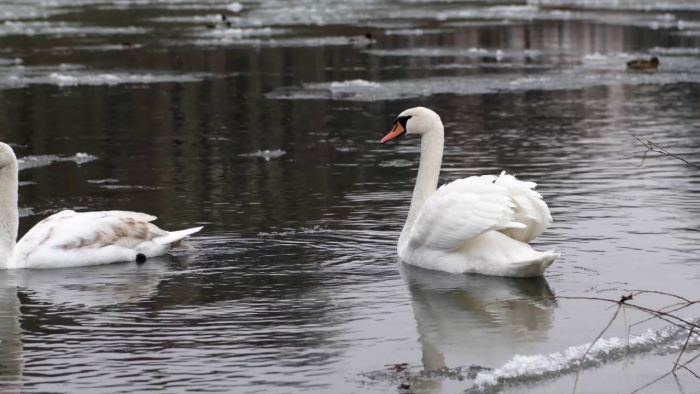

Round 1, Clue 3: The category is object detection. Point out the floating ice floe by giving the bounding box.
[266,59,700,101]
[0,66,212,89]
[0,21,150,37]
[17,153,97,171]
[239,150,286,160]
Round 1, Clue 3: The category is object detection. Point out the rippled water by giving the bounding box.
[1,0,700,393]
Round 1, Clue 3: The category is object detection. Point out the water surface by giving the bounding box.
[1,0,700,392]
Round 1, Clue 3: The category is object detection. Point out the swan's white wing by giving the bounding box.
[12,210,171,268]
[408,176,526,252]
[495,172,552,243]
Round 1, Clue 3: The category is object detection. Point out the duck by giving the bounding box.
[121,41,135,47]
[349,32,374,46]
[207,14,232,29]
[626,57,659,70]
[380,107,558,277]
[0,142,202,269]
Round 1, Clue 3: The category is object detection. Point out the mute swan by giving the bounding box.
[0,142,202,269]
[381,107,558,277]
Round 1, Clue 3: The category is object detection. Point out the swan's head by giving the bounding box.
[0,142,16,169]
[381,107,441,144]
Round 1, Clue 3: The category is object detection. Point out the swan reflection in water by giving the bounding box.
[399,262,557,391]
[0,257,176,393]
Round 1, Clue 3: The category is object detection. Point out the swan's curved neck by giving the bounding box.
[0,162,18,269]
[401,122,444,241]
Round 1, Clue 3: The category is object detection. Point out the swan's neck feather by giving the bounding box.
[401,123,444,242]
[0,162,18,269]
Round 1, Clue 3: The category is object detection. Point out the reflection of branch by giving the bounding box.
[634,136,700,169]
[572,303,622,394]
[631,353,700,394]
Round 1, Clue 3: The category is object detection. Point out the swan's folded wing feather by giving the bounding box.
[408,177,525,252]
[495,172,552,243]
[14,210,167,261]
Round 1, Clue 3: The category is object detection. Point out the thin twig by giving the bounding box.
[627,290,691,303]
[633,135,700,170]
[676,364,700,380]
[673,328,695,374]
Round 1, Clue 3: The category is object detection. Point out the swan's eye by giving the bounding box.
[396,115,412,131]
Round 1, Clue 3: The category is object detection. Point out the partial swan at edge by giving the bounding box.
[0,142,202,269]
[381,107,558,277]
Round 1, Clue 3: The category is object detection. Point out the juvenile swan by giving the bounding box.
[0,142,202,269]
[381,107,558,277]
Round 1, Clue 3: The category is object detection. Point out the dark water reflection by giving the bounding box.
[1,0,700,392]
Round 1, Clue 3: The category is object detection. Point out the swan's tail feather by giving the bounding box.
[154,226,203,249]
[509,251,559,277]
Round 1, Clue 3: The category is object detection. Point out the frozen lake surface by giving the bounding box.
[1,0,700,392]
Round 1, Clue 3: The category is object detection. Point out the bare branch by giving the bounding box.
[633,135,700,170]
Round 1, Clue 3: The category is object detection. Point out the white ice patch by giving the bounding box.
[239,150,286,160]
[651,46,700,55]
[266,57,700,101]
[17,153,97,171]
[227,2,243,12]
[0,21,150,37]
[383,28,443,36]
[365,47,506,58]
[472,319,700,390]
[329,79,381,89]
[0,66,211,89]
[196,27,283,38]
[87,179,119,184]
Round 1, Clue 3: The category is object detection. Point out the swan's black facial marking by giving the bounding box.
[395,115,412,135]
[381,115,412,144]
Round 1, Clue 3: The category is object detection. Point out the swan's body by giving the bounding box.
[0,142,202,270]
[381,107,558,277]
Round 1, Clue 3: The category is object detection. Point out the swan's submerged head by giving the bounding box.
[381,107,441,144]
[0,142,17,169]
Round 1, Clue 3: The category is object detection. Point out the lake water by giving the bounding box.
[1,0,700,393]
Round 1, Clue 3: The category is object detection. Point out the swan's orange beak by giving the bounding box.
[381,122,405,144]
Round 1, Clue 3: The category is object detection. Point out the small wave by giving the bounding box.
[258,226,330,236]
[17,153,97,171]
[239,149,286,160]
[471,320,700,391]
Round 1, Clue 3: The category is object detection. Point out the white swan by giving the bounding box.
[381,107,558,277]
[0,142,202,269]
